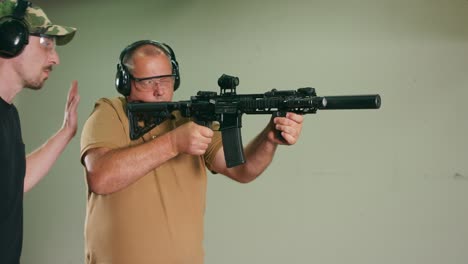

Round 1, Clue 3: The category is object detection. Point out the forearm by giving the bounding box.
[239,131,278,181]
[24,127,75,192]
[84,132,178,194]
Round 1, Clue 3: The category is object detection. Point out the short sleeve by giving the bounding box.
[203,130,222,171]
[80,98,129,163]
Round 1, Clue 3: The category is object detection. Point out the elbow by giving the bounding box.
[223,165,263,184]
[237,179,254,184]
[235,176,256,184]
[86,171,115,195]
[229,172,258,184]
[232,165,265,184]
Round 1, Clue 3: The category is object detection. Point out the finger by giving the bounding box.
[69,94,81,112]
[286,112,304,124]
[66,80,79,108]
[66,95,80,116]
[275,124,291,136]
[197,135,212,145]
[274,117,293,127]
[194,148,208,156]
[279,132,297,145]
[198,141,209,150]
[198,126,214,138]
[276,123,300,138]
[68,80,78,98]
[190,142,209,155]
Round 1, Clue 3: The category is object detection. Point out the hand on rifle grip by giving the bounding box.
[172,122,213,156]
[272,111,287,142]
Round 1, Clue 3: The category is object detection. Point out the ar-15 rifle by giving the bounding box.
[127,74,381,168]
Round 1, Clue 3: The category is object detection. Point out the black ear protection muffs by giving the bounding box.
[115,40,180,96]
[0,0,31,58]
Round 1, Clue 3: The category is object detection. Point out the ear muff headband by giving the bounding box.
[0,0,31,58]
[115,40,180,96]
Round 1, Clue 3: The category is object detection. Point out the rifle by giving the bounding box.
[127,74,381,168]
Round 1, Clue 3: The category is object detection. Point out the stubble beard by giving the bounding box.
[24,78,46,90]
[24,66,52,90]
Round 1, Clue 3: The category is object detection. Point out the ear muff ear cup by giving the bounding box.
[0,0,31,58]
[161,43,180,91]
[171,58,180,91]
[115,62,131,96]
[115,40,181,96]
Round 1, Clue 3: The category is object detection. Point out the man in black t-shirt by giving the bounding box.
[0,0,79,263]
[0,97,26,264]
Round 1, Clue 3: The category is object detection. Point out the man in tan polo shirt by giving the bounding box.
[80,40,304,264]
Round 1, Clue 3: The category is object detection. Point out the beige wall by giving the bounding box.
[16,0,468,263]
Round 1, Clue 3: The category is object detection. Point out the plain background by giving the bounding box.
[14,0,468,263]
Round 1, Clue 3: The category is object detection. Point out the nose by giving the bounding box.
[49,49,60,65]
[152,84,164,96]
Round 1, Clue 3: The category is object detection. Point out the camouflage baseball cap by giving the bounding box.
[0,0,76,46]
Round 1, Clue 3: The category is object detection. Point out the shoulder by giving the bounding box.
[90,97,127,117]
[95,97,126,109]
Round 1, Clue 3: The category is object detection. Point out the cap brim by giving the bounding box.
[43,25,77,46]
